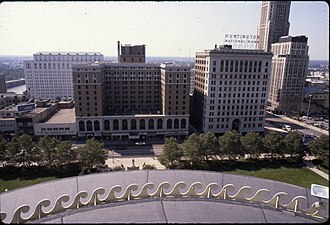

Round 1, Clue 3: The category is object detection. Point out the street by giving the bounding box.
[265,112,328,142]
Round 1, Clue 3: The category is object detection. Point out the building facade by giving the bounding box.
[73,43,191,140]
[191,45,272,135]
[118,41,146,63]
[24,52,103,100]
[267,35,309,114]
[256,1,291,52]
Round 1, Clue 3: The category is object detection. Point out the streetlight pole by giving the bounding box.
[303,94,312,143]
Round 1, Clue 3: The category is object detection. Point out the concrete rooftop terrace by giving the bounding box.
[43,108,75,123]
[0,170,328,223]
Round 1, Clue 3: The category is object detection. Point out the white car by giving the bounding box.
[135,142,146,145]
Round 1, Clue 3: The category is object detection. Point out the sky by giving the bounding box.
[0,1,328,60]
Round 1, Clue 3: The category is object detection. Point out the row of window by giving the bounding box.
[208,123,263,130]
[208,111,265,116]
[40,127,71,131]
[78,118,187,132]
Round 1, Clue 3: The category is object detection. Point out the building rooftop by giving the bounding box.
[0,170,327,224]
[43,108,75,123]
[34,52,103,56]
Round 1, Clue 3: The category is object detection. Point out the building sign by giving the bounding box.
[224,34,259,49]
[16,103,36,112]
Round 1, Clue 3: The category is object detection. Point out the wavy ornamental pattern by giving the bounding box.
[0,182,327,223]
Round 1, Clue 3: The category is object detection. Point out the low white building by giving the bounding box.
[34,108,76,139]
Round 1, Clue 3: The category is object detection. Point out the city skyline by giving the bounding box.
[0,1,329,60]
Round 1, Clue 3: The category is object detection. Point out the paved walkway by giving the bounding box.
[106,156,165,170]
[303,156,329,181]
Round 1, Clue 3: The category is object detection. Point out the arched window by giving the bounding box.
[148,119,154,129]
[113,119,119,130]
[181,118,186,129]
[140,119,145,130]
[86,120,93,131]
[174,119,179,129]
[104,120,110,130]
[94,120,100,131]
[167,119,172,129]
[131,119,137,130]
[122,119,128,130]
[157,118,163,129]
[79,121,85,131]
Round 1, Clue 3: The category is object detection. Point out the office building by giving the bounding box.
[118,41,146,63]
[256,1,291,52]
[73,43,190,140]
[191,45,272,135]
[23,52,103,100]
[267,35,309,114]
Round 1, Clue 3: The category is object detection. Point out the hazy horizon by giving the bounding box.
[0,1,329,60]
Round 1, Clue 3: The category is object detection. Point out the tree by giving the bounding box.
[240,132,264,159]
[0,137,7,162]
[308,135,329,163]
[200,132,219,160]
[182,133,204,166]
[38,136,58,166]
[158,137,183,168]
[218,130,243,160]
[282,131,304,158]
[77,138,107,172]
[263,132,284,158]
[6,137,20,165]
[17,134,36,166]
[55,140,77,165]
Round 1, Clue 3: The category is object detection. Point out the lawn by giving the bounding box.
[205,158,329,189]
[228,167,328,189]
[1,177,57,193]
[0,159,328,193]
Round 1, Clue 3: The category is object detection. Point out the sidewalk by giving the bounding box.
[106,156,166,170]
[303,157,329,181]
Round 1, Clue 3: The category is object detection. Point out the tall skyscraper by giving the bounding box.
[268,35,309,114]
[191,45,272,135]
[256,1,291,52]
[24,52,103,100]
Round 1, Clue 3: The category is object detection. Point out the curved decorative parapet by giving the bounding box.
[116,183,138,201]
[281,196,307,212]
[212,184,235,199]
[196,182,219,198]
[99,185,122,203]
[0,212,6,221]
[1,181,328,223]
[81,187,105,206]
[228,186,252,201]
[263,192,288,209]
[149,181,171,198]
[132,182,155,199]
[181,182,203,197]
[22,199,50,221]
[43,195,70,215]
[9,205,30,224]
[245,189,270,203]
[163,181,186,197]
